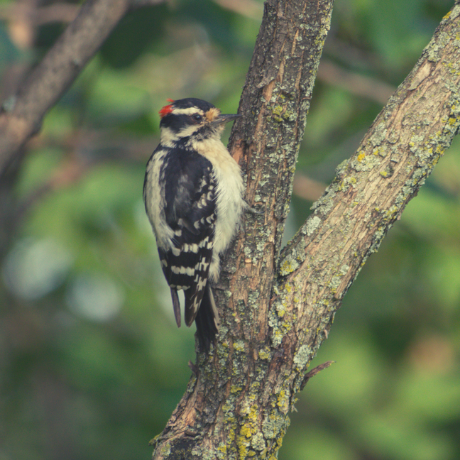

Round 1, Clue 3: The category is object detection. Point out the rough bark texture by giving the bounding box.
[151,1,460,459]
[0,0,165,176]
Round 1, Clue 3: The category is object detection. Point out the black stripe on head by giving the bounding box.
[172,98,215,112]
[160,114,196,134]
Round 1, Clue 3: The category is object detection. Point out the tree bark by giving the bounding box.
[151,1,460,459]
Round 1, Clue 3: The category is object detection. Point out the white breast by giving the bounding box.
[191,137,245,281]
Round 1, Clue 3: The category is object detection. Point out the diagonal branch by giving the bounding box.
[275,3,460,374]
[0,0,167,176]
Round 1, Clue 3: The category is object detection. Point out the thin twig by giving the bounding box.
[0,4,79,26]
[293,173,327,201]
[212,0,263,20]
[300,361,335,391]
[318,58,395,105]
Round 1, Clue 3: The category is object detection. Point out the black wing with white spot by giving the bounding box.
[158,147,217,331]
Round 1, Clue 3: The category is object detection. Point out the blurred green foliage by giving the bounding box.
[1,0,459,459]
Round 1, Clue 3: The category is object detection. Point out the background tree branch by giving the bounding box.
[0,0,166,176]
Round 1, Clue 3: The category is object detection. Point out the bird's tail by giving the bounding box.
[194,285,219,352]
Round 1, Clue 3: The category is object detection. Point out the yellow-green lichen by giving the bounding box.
[276,306,286,317]
[280,321,291,333]
[272,105,284,123]
[236,405,259,459]
[279,258,297,276]
[259,349,271,360]
[234,341,245,352]
[277,390,290,413]
[158,442,171,457]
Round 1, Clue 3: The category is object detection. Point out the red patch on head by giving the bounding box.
[167,98,175,102]
[159,104,173,118]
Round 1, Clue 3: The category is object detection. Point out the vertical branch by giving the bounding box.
[223,0,334,344]
[151,1,335,458]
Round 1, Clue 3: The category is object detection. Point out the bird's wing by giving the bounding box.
[160,148,217,326]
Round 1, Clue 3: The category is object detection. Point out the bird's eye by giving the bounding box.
[192,114,203,122]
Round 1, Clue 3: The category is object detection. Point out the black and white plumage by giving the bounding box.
[143,98,245,350]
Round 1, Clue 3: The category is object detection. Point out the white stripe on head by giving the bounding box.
[172,107,205,116]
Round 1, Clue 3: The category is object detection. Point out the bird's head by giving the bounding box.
[158,98,240,146]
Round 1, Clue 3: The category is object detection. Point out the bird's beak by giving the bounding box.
[211,114,241,125]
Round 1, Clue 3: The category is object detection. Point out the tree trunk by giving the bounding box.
[150,1,460,459]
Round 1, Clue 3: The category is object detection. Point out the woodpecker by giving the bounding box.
[143,98,245,351]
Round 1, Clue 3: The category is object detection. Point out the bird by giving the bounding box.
[143,98,245,351]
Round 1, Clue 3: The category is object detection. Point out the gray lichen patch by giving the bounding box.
[305,215,322,236]
[328,274,343,291]
[158,442,171,457]
[268,291,295,347]
[251,432,266,451]
[310,187,337,215]
[293,344,312,370]
[350,150,382,172]
[369,123,388,146]
[261,409,289,440]
[335,158,350,177]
